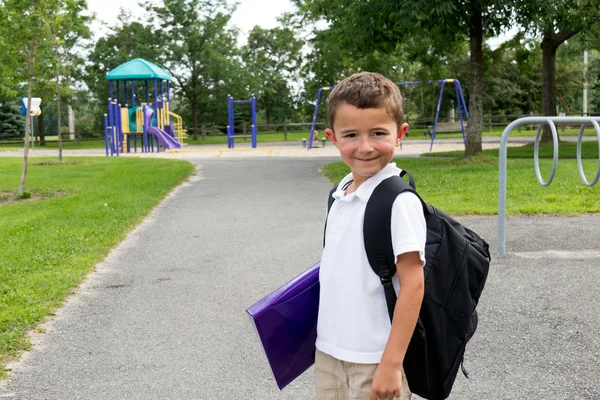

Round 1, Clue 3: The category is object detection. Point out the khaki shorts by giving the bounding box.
[315,349,411,400]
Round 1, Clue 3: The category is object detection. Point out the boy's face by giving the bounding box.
[325,103,408,186]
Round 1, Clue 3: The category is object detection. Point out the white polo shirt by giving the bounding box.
[316,163,426,364]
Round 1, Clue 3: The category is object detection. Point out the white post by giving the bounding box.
[583,49,588,116]
[68,105,75,140]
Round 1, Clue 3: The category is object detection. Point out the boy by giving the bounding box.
[317,72,426,400]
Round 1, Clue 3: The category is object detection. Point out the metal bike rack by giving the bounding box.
[498,116,600,254]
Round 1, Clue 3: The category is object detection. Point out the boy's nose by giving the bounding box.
[358,137,374,152]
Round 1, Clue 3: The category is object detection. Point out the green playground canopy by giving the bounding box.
[105,58,171,81]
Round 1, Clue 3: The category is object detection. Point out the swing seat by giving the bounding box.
[425,122,467,137]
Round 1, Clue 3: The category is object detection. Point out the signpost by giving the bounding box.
[19,97,42,149]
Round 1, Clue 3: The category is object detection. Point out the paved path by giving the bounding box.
[1,156,599,399]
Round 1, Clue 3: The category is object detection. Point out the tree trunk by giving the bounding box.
[56,67,63,162]
[18,80,34,195]
[465,0,483,157]
[17,5,40,195]
[541,32,558,143]
[540,30,578,143]
[38,107,45,145]
[191,99,198,141]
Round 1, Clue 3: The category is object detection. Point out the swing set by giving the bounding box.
[227,95,257,149]
[308,79,468,151]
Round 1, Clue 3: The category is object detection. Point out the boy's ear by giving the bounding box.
[325,128,337,145]
[396,123,409,146]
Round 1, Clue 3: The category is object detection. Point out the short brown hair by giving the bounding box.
[327,72,404,130]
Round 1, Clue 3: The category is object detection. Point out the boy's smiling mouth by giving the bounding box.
[356,156,379,162]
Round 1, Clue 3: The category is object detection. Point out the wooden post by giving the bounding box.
[284,122,288,141]
[38,110,45,145]
[518,113,522,133]
[488,113,492,132]
[201,123,206,141]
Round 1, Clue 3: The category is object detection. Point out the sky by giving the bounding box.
[87,0,297,44]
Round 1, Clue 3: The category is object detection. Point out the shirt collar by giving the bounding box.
[332,163,402,202]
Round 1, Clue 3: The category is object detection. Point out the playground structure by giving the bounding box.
[308,79,468,151]
[104,59,186,156]
[227,95,257,149]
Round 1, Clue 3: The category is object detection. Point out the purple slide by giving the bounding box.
[143,106,183,150]
[148,126,182,150]
[246,261,320,390]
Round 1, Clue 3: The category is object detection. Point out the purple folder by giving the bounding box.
[246,261,320,390]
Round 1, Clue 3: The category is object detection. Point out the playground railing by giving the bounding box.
[168,111,187,144]
[498,116,600,255]
[135,108,144,133]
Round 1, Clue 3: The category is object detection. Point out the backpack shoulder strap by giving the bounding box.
[323,185,338,248]
[327,186,336,213]
[364,175,415,321]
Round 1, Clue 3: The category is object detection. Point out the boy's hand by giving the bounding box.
[369,362,402,400]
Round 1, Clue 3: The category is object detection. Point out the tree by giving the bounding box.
[242,25,303,125]
[45,0,91,161]
[85,11,165,107]
[299,23,471,126]
[514,0,600,141]
[0,103,25,140]
[146,0,242,140]
[0,0,53,194]
[553,38,587,114]
[588,50,600,112]
[483,35,541,115]
[0,42,19,101]
[294,0,513,156]
[0,6,20,102]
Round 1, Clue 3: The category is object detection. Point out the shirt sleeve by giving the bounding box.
[390,192,427,266]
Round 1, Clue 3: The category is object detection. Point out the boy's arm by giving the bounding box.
[381,251,424,368]
[370,251,424,400]
[384,193,426,365]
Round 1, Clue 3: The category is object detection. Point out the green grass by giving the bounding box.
[0,157,194,376]
[405,126,587,139]
[432,127,586,137]
[0,140,107,150]
[186,130,426,145]
[186,127,569,145]
[429,140,599,159]
[184,131,315,145]
[0,133,315,149]
[322,155,600,215]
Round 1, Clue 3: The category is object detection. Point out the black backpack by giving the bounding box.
[325,171,491,400]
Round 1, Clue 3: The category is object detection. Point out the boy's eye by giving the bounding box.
[344,133,357,138]
[374,131,387,136]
